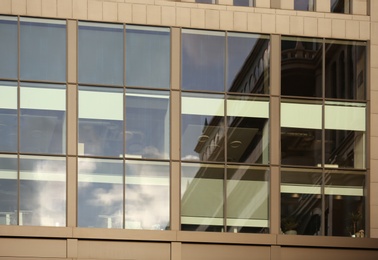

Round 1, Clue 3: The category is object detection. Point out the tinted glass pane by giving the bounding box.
[331,0,349,13]
[181,93,225,162]
[281,168,322,235]
[78,22,123,86]
[227,33,270,94]
[20,83,66,154]
[0,16,17,79]
[125,160,169,230]
[78,86,123,157]
[227,166,269,233]
[126,26,170,89]
[294,0,314,11]
[19,156,66,226]
[20,18,66,82]
[181,163,224,232]
[0,82,17,152]
[125,89,170,159]
[78,158,123,228]
[182,30,225,92]
[196,0,214,3]
[325,40,366,100]
[281,37,322,97]
[0,155,17,225]
[233,0,253,6]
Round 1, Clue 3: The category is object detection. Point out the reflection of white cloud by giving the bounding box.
[181,155,199,160]
[91,185,123,206]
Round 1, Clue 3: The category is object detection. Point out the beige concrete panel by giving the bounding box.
[11,0,27,15]
[255,0,270,8]
[371,183,378,206]
[0,0,12,14]
[133,4,147,24]
[276,15,290,35]
[351,0,367,15]
[0,225,72,238]
[316,0,331,13]
[281,0,294,10]
[170,161,180,230]
[261,14,275,33]
[371,113,378,137]
[371,159,378,183]
[359,21,370,40]
[88,0,103,21]
[73,0,88,19]
[371,228,378,238]
[318,18,332,37]
[270,35,280,97]
[276,9,297,15]
[281,247,378,260]
[42,0,57,17]
[170,91,180,159]
[371,137,378,160]
[303,17,318,36]
[371,91,378,113]
[218,0,233,5]
[270,166,280,234]
[67,239,78,258]
[255,7,276,14]
[103,1,118,22]
[331,19,346,38]
[290,16,304,35]
[181,244,270,260]
[27,0,42,16]
[220,10,234,30]
[171,28,180,91]
[0,238,66,258]
[156,0,177,6]
[67,156,77,227]
[205,9,220,30]
[234,11,247,31]
[345,20,359,39]
[118,3,132,23]
[147,5,162,25]
[67,21,77,85]
[171,242,182,260]
[270,0,280,9]
[372,1,378,22]
[77,240,170,260]
[270,98,280,165]
[371,23,378,45]
[177,7,191,27]
[57,0,73,18]
[191,8,205,28]
[247,12,262,32]
[177,232,276,245]
[124,0,154,3]
[162,6,176,26]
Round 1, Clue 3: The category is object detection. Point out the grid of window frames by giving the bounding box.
[280,36,367,237]
[0,16,67,226]
[180,29,271,233]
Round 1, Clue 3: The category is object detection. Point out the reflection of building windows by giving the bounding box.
[294,0,314,11]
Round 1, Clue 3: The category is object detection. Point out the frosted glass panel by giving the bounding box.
[182,96,224,116]
[281,103,322,129]
[227,100,268,118]
[325,104,365,131]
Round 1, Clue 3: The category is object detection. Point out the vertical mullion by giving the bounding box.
[321,39,326,236]
[17,15,21,226]
[123,23,126,229]
[223,32,228,232]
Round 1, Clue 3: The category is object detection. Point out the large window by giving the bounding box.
[331,0,350,13]
[294,0,314,11]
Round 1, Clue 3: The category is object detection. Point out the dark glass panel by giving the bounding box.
[294,0,314,11]
[233,0,253,7]
[0,155,17,225]
[331,0,350,13]
[0,16,17,79]
[196,0,214,3]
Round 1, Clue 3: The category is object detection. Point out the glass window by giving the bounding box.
[227,33,270,94]
[78,158,123,228]
[125,160,170,230]
[19,155,66,226]
[325,40,366,100]
[294,0,314,11]
[20,18,66,82]
[0,155,17,225]
[0,82,17,153]
[0,16,17,79]
[182,29,225,92]
[331,0,350,13]
[126,25,170,89]
[20,83,66,154]
[233,0,254,6]
[196,0,215,3]
[78,22,124,86]
[78,86,123,157]
[125,89,170,159]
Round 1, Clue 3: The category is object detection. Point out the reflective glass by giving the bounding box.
[125,160,169,230]
[325,40,366,100]
[294,0,314,11]
[78,86,123,157]
[226,166,269,233]
[281,168,322,235]
[181,93,224,162]
[19,155,66,226]
[0,82,17,152]
[20,18,66,82]
[233,0,254,6]
[20,83,66,154]
[78,158,123,228]
[331,0,350,13]
[324,170,365,237]
[181,163,224,232]
[0,16,17,79]
[182,30,225,92]
[78,22,124,86]
[281,37,322,97]
[227,33,270,94]
[227,96,269,163]
[196,0,214,3]
[125,89,170,159]
[126,25,170,89]
[0,155,17,225]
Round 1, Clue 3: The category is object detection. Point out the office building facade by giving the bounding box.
[0,0,377,259]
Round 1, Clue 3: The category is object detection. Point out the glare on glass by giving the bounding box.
[0,16,17,79]
[0,82,17,153]
[0,155,17,225]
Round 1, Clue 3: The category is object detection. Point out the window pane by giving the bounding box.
[196,0,214,3]
[227,96,269,164]
[294,0,314,11]
[182,29,225,92]
[20,83,66,154]
[0,16,17,79]
[0,155,17,225]
[20,18,66,82]
[331,0,350,13]
[125,89,170,159]
[125,160,169,230]
[126,25,170,89]
[233,0,253,7]
[281,168,322,235]
[281,37,322,97]
[19,155,66,226]
[182,93,225,162]
[181,163,224,232]
[227,166,269,233]
[325,40,366,100]
[78,22,124,86]
[78,86,123,157]
[227,33,270,94]
[0,82,17,152]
